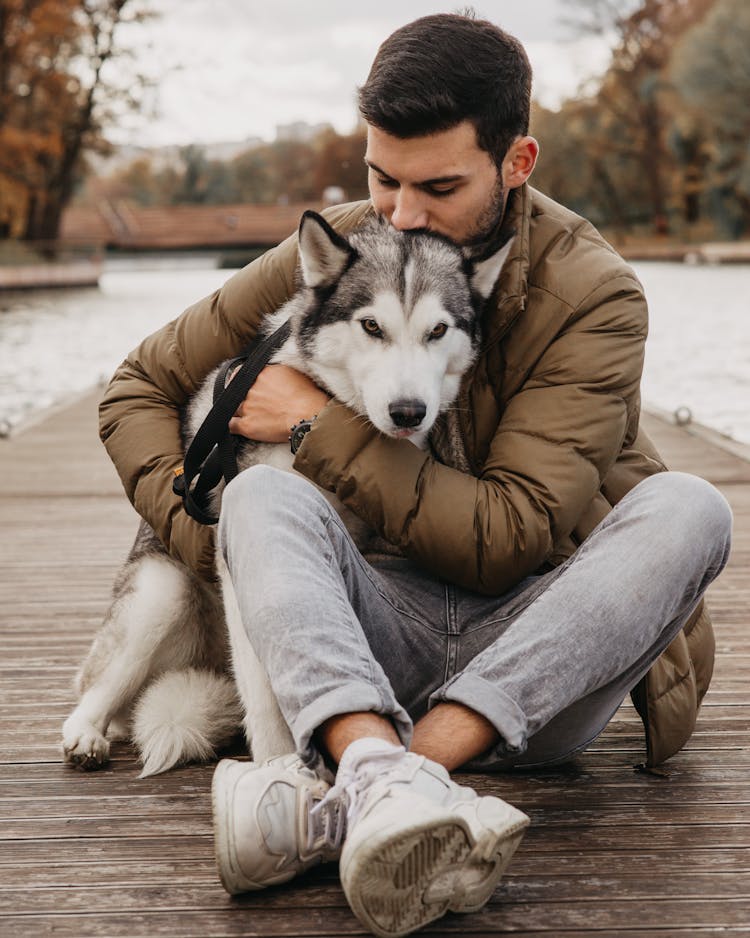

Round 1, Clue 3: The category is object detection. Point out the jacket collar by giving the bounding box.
[480,182,531,350]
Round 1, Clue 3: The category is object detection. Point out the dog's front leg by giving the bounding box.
[216,555,295,761]
[62,675,136,770]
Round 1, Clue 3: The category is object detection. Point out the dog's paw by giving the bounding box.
[61,719,110,770]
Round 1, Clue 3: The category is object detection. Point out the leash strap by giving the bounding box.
[172,319,293,525]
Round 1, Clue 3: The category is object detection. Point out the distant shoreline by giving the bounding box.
[619,242,750,264]
[0,244,748,298]
[0,259,102,290]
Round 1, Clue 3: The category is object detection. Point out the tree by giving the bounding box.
[71,128,372,210]
[116,156,171,206]
[264,139,319,204]
[232,139,319,205]
[532,100,648,235]
[0,0,78,238]
[0,0,151,245]
[670,0,750,236]
[232,147,277,204]
[172,145,209,204]
[562,0,717,233]
[313,128,368,203]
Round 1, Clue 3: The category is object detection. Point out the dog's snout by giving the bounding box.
[389,399,427,428]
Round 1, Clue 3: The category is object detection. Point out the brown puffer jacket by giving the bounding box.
[99,184,714,767]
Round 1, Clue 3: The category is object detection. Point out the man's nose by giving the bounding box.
[390,189,429,231]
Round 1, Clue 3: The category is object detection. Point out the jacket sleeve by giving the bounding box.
[99,234,299,580]
[294,275,647,595]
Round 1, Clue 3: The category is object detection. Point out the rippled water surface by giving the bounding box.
[0,261,229,433]
[1,257,748,443]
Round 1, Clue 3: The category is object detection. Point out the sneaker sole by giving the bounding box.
[343,812,528,937]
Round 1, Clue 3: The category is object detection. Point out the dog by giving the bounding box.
[61,210,513,776]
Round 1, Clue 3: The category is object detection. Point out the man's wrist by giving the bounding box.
[289,415,317,454]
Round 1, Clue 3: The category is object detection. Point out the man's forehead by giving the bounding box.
[364,121,492,181]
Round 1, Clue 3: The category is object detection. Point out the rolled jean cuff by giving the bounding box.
[292,683,413,776]
[430,673,528,757]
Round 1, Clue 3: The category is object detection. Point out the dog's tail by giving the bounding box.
[132,668,243,778]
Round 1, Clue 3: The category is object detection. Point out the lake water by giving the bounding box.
[0,257,748,443]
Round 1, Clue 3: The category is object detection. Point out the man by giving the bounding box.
[100,13,732,938]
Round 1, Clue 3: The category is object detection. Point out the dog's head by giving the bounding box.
[293,211,513,446]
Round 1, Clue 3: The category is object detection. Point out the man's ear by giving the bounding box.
[298,211,356,288]
[502,136,539,190]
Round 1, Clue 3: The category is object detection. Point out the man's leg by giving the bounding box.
[213,464,529,936]
[415,471,732,770]
[217,464,419,771]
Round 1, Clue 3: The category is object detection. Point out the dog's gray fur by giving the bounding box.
[61,212,513,776]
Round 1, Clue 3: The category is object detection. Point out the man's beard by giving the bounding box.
[461,177,508,249]
[372,175,510,249]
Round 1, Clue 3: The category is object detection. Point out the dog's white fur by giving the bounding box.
[62,212,512,776]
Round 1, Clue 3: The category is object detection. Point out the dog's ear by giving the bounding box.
[466,233,515,300]
[298,211,356,289]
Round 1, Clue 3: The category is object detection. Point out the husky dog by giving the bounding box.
[61,211,513,777]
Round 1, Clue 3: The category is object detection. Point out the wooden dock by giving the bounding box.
[1,391,748,937]
[0,259,102,290]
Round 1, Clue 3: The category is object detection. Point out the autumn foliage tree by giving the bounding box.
[0,0,149,245]
[312,128,369,202]
[82,127,370,209]
[533,0,721,236]
[669,0,750,236]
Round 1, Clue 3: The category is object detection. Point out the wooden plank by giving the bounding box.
[2,822,748,864]
[0,859,218,888]
[2,765,750,799]
[0,853,748,887]
[2,900,750,937]
[0,782,748,813]
[3,872,750,914]
[3,804,750,841]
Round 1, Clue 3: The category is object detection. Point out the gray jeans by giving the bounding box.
[218,467,732,771]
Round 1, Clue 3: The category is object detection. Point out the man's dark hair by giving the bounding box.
[358,13,532,170]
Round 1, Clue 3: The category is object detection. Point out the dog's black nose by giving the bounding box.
[389,399,427,428]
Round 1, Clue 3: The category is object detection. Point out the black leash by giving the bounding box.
[172,319,292,525]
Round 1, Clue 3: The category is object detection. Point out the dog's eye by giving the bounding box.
[361,318,383,338]
[429,322,448,340]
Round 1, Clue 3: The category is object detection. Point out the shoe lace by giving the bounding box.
[305,788,346,855]
[311,745,411,840]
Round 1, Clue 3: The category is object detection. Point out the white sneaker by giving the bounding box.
[211,755,345,894]
[333,740,529,938]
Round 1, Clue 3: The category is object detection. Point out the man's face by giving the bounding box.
[365,120,505,245]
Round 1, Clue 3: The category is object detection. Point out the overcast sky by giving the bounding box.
[112,0,613,147]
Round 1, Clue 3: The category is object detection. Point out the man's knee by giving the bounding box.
[636,471,732,569]
[221,464,321,515]
[219,465,334,546]
[221,464,270,506]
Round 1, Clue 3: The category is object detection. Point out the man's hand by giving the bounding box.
[228,364,330,443]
